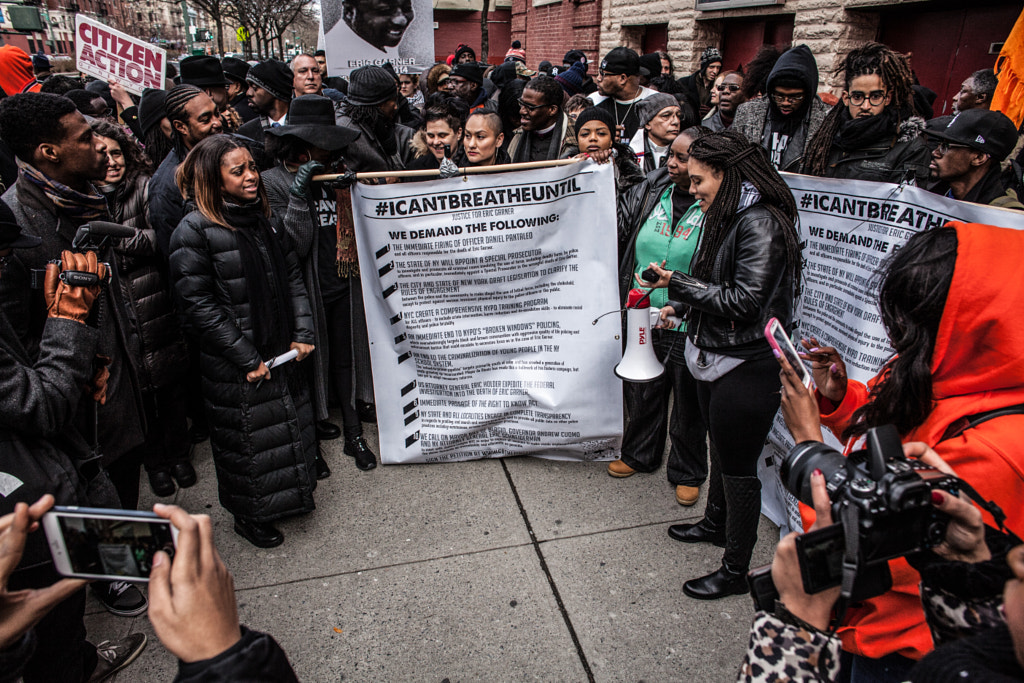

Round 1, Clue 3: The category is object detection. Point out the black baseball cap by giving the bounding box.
[928,109,1018,162]
[600,47,646,77]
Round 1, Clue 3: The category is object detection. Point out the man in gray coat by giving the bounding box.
[0,202,145,682]
[0,92,150,618]
[730,45,829,172]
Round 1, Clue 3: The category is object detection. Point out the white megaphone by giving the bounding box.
[615,288,673,383]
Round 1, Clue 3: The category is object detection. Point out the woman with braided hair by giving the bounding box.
[802,43,930,185]
[645,129,801,600]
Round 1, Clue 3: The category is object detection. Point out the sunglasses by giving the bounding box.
[518,98,549,112]
[935,141,972,156]
[771,92,805,105]
[716,84,740,93]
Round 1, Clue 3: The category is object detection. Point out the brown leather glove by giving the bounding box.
[44,250,106,323]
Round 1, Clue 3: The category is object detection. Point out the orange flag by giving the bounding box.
[993,9,1024,127]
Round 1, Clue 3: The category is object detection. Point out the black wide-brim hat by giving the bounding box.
[180,55,228,88]
[266,95,361,151]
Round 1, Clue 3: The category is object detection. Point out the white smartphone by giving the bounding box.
[764,317,813,388]
[42,506,178,582]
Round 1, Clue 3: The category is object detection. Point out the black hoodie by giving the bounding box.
[763,45,819,168]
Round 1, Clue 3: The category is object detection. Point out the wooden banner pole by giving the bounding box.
[311,157,583,182]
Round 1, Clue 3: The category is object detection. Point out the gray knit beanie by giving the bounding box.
[347,66,398,106]
[637,93,679,128]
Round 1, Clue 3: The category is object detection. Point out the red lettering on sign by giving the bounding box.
[638,327,646,345]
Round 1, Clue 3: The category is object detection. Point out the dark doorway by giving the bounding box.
[720,15,794,72]
[879,3,1023,115]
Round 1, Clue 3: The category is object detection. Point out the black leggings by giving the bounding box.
[696,355,780,478]
[324,295,362,439]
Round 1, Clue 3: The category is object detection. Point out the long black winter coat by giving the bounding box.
[105,172,189,391]
[169,206,318,522]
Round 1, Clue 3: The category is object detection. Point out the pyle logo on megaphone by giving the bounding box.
[614,288,681,383]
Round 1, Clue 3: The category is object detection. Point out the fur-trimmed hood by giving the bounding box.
[897,115,926,144]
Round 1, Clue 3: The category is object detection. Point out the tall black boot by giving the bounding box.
[683,474,761,600]
[668,444,725,546]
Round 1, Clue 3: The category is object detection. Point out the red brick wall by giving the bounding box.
[434,9,513,65]
[510,0,601,70]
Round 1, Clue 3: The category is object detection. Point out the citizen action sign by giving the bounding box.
[75,15,165,95]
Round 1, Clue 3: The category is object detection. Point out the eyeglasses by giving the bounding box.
[716,84,740,93]
[848,90,887,106]
[771,92,805,105]
[935,141,972,156]
[518,98,548,112]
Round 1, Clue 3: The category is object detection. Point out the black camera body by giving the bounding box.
[750,425,960,610]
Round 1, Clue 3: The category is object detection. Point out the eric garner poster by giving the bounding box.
[352,162,624,465]
[320,0,433,76]
[761,173,1024,533]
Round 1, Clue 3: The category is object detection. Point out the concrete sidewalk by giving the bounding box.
[85,417,779,682]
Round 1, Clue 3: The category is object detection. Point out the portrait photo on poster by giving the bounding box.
[322,0,433,77]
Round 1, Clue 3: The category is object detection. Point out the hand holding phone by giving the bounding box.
[43,506,178,582]
[147,504,242,663]
[1,496,87,650]
[765,318,812,387]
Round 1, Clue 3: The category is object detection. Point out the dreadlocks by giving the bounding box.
[803,42,915,177]
[165,84,203,155]
[688,130,802,294]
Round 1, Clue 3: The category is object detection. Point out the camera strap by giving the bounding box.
[953,479,1022,545]
[937,405,1024,544]
[832,501,860,631]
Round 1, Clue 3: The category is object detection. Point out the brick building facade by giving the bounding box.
[509,0,602,70]
[599,0,1022,117]
[433,0,512,64]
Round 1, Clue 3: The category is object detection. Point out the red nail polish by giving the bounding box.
[813,468,822,477]
[931,491,943,504]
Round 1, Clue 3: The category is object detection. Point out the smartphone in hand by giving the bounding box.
[43,506,178,582]
[765,317,812,387]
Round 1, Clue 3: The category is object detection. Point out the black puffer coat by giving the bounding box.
[169,207,317,522]
[105,173,189,391]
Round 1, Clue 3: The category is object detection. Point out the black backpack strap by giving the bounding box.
[939,403,1024,443]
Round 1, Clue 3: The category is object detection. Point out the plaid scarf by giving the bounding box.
[335,187,359,278]
[18,159,108,223]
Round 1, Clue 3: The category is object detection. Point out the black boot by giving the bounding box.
[683,474,761,600]
[147,469,175,497]
[233,516,284,548]
[344,435,377,471]
[315,446,332,480]
[668,447,725,546]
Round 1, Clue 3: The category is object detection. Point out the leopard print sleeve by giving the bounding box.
[920,583,1006,647]
[737,611,841,682]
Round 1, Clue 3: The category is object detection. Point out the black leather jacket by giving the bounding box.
[616,167,672,298]
[667,204,795,351]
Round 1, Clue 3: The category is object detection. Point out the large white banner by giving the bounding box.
[352,162,624,465]
[75,15,165,95]
[762,174,1024,533]
[320,0,433,76]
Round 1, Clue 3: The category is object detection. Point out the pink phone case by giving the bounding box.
[764,318,812,386]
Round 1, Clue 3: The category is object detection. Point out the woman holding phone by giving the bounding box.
[774,224,1024,679]
[169,134,317,549]
[645,129,802,600]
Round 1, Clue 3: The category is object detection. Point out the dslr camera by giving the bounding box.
[749,424,960,610]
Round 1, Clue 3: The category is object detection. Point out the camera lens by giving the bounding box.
[781,441,848,506]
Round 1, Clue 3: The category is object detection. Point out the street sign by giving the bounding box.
[236,26,249,41]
